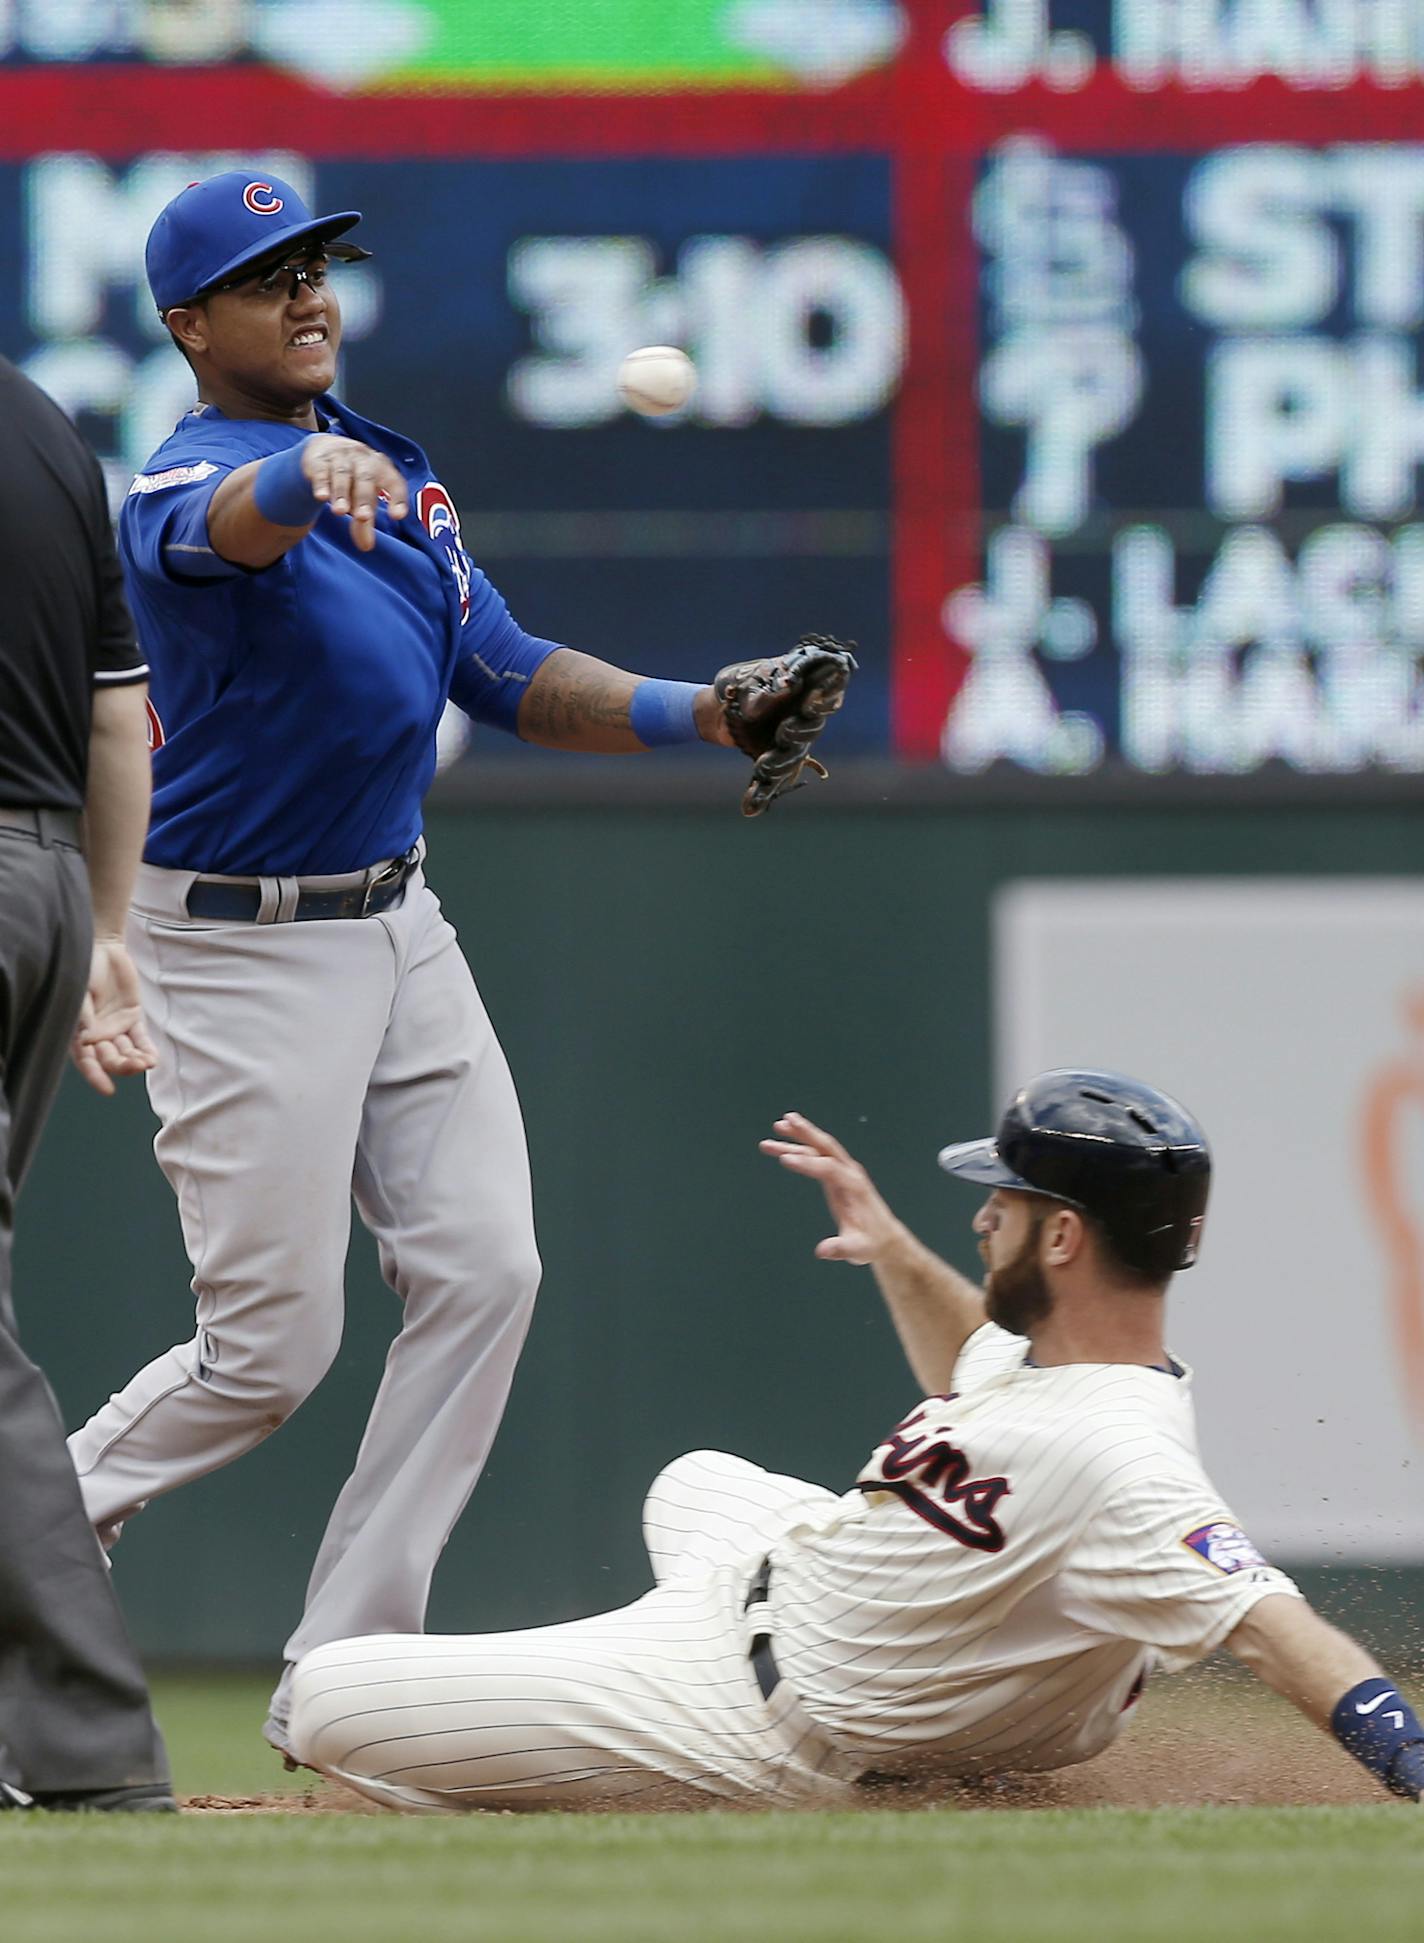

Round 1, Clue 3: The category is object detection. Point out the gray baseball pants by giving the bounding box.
[67,856,540,1739]
[0,817,169,1793]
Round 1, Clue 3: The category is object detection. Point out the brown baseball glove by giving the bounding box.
[713,635,857,817]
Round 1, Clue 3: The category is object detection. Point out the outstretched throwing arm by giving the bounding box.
[204,435,411,567]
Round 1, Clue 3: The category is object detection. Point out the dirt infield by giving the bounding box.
[181,1663,1405,1814]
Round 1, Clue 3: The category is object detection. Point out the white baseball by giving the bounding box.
[616,346,698,418]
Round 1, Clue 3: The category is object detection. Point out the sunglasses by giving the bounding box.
[192,239,373,305]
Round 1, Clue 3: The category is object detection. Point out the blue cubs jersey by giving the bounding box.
[119,395,561,875]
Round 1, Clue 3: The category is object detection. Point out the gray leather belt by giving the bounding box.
[185,847,418,923]
[744,1556,780,1701]
[0,806,82,847]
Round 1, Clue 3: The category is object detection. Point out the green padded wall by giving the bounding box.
[13,801,1422,1658]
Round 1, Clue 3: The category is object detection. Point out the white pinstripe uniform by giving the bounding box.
[288,1322,1300,1812]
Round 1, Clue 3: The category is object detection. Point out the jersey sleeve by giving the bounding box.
[120,456,244,587]
[1059,1483,1302,1673]
[86,453,147,686]
[445,572,563,734]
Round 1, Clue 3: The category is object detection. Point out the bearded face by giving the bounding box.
[981,1201,1055,1338]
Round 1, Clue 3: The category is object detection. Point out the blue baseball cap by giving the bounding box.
[146,170,363,314]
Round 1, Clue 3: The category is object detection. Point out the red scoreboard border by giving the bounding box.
[3,1,1416,757]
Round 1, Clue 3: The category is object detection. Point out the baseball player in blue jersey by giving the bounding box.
[64,171,848,1764]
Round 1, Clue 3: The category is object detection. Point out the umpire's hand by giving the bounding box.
[72,938,157,1096]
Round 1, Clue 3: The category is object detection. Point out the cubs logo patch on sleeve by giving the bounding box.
[1182,1522,1269,1574]
[416,480,472,624]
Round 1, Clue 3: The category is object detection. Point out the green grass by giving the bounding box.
[3,1807,1423,1943]
[1,1674,1420,1943]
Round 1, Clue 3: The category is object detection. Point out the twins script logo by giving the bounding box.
[416,481,472,624]
[243,181,284,215]
[858,1403,1010,1551]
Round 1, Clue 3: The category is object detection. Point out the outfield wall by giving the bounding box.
[16,795,1423,1660]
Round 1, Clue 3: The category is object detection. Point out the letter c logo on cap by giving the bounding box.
[243,181,284,216]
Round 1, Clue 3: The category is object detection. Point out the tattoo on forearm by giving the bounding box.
[521,652,637,744]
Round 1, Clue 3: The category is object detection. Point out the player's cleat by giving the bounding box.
[0,1782,34,1810]
[28,1784,177,1813]
[262,1713,310,1774]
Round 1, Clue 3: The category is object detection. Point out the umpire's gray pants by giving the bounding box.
[0,819,169,1793]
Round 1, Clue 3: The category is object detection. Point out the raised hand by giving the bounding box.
[760,1111,907,1265]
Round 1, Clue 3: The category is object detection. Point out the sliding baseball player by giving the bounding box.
[287,1071,1424,1812]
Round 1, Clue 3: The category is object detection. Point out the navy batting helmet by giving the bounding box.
[937,1069,1210,1281]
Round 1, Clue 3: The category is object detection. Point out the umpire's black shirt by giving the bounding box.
[0,356,147,809]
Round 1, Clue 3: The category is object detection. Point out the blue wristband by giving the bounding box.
[629,678,702,748]
[252,443,321,527]
[1331,1678,1424,1799]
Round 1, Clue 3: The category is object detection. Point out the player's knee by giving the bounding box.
[204,1310,342,1424]
[507,1239,542,1318]
[642,1450,736,1530]
[272,1326,342,1416]
[487,1233,540,1306]
[649,1450,733,1495]
[256,1364,331,1424]
[437,1236,541,1333]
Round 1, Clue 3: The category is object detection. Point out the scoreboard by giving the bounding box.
[970,138,1424,775]
[4,0,1424,776]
